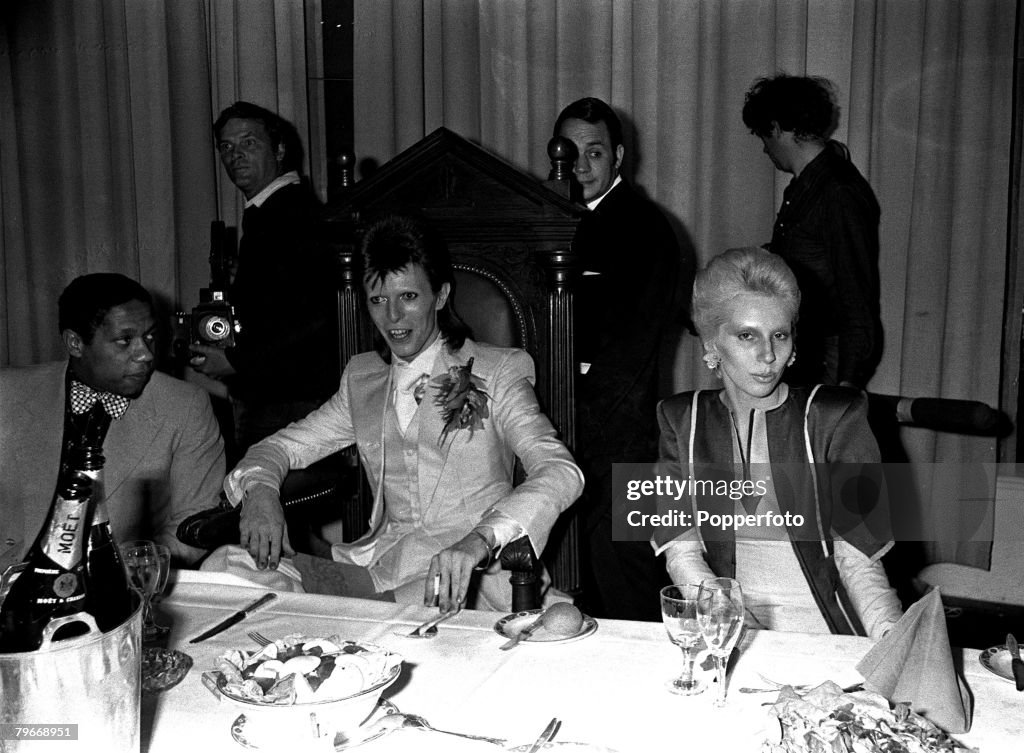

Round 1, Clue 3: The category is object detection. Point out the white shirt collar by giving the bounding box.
[392,332,445,375]
[245,170,301,208]
[586,174,622,210]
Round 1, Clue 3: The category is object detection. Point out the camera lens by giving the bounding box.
[200,315,231,341]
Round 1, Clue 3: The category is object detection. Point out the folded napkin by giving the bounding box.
[199,544,306,592]
[856,587,972,733]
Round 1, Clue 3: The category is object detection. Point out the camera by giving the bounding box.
[172,220,241,360]
[179,290,241,347]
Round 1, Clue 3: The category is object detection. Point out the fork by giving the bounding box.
[247,630,272,647]
[395,604,463,638]
[398,713,507,745]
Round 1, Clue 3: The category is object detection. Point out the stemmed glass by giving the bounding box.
[696,577,744,707]
[660,584,705,695]
[119,540,171,641]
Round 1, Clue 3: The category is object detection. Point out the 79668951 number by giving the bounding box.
[0,724,78,740]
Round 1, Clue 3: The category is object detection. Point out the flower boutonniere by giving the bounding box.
[431,357,490,444]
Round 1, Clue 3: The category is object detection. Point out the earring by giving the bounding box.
[703,352,721,370]
[787,351,797,367]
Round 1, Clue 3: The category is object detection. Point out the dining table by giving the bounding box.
[140,571,1023,752]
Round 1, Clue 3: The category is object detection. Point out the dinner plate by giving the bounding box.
[230,699,400,750]
[979,645,1018,683]
[494,609,598,645]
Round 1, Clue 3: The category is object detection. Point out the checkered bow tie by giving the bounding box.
[69,380,130,420]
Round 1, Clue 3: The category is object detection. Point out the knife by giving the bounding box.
[1006,633,1024,691]
[189,593,277,644]
[499,614,545,651]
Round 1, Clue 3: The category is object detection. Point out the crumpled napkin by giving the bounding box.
[856,587,972,733]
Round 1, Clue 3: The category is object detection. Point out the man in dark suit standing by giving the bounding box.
[555,97,693,620]
[190,102,338,456]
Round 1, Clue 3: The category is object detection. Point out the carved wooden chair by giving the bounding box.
[320,128,587,611]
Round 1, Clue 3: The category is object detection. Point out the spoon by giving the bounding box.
[357,713,506,746]
[399,713,507,745]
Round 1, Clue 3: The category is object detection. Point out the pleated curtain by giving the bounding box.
[0,0,318,366]
[353,0,1015,566]
[0,0,1015,567]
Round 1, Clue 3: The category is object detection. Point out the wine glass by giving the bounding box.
[697,577,744,707]
[660,584,705,695]
[119,540,171,641]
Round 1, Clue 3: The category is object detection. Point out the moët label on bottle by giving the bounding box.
[40,499,86,571]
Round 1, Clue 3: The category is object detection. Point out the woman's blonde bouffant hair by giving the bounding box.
[691,247,800,342]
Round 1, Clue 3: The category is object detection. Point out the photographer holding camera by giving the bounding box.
[190,102,339,459]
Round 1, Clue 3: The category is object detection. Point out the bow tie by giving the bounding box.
[70,380,130,420]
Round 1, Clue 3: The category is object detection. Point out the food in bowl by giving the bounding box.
[208,634,402,706]
[763,681,970,752]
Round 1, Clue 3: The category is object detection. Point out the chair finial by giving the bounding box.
[547,136,577,182]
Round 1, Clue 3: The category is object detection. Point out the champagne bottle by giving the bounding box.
[73,444,135,631]
[0,471,94,653]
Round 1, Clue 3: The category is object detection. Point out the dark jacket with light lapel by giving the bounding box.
[653,386,889,635]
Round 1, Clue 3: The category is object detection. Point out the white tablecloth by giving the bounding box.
[143,574,1023,752]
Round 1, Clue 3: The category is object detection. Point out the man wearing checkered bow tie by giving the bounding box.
[0,273,226,575]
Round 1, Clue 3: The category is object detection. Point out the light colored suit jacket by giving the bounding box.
[1,361,225,572]
[226,339,583,603]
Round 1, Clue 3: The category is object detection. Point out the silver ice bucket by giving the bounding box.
[0,569,142,753]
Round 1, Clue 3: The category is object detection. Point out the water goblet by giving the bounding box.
[119,540,171,641]
[660,584,705,695]
[697,577,744,707]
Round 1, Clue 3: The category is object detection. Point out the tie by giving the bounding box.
[411,373,429,405]
[70,380,130,420]
[394,371,430,433]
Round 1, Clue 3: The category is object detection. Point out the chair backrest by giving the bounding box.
[452,266,528,351]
